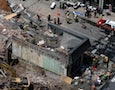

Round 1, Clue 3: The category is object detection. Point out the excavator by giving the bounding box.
[0,61,30,90]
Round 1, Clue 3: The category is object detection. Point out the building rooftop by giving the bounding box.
[48,22,91,56]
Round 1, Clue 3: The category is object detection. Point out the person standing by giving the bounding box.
[94,10,97,17]
[20,0,26,1]
[91,84,96,90]
[66,16,70,24]
[59,2,62,9]
[74,15,78,22]
[105,56,109,68]
[47,14,51,21]
[109,4,112,13]
[54,17,56,24]
[56,12,60,25]
[57,17,60,25]
[37,14,41,21]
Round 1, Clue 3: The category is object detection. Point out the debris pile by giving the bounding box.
[0,1,114,90]
[14,62,73,90]
[0,0,12,12]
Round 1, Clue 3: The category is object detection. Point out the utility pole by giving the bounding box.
[99,0,104,9]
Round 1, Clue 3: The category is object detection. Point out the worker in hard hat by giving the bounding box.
[91,84,96,90]
[74,15,78,22]
[54,17,56,24]
[66,16,71,24]
[103,56,109,68]
[106,71,110,80]
[92,56,99,71]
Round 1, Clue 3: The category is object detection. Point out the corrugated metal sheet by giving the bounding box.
[42,55,65,75]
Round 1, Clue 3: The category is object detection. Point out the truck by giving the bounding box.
[97,19,115,31]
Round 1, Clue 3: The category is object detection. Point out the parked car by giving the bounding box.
[65,1,75,7]
[73,2,81,9]
[97,19,115,31]
[50,2,56,9]
[65,1,81,9]
[80,3,85,7]
[88,6,96,11]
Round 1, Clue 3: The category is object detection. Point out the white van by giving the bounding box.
[50,2,56,9]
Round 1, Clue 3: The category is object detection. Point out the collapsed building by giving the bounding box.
[0,13,73,90]
[0,1,91,78]
[1,1,114,90]
[11,22,90,78]
[0,2,91,89]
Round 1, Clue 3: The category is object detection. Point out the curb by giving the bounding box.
[78,16,98,27]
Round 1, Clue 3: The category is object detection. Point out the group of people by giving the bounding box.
[85,6,92,17]
[85,5,103,18]
[47,14,61,25]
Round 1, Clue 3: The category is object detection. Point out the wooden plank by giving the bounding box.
[5,13,17,20]
[61,75,72,84]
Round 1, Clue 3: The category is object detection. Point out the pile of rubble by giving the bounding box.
[0,0,12,12]
[1,1,114,90]
[14,61,74,90]
[0,1,75,90]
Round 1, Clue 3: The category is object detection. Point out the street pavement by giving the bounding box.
[8,0,115,23]
[8,0,114,43]
[76,6,115,24]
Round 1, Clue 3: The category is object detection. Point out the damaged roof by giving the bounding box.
[48,22,91,56]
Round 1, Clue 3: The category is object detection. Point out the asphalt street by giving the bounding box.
[8,0,106,44]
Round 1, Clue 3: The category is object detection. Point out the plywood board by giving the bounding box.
[5,13,17,20]
[61,75,72,84]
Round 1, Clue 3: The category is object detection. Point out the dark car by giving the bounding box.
[65,1,75,7]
